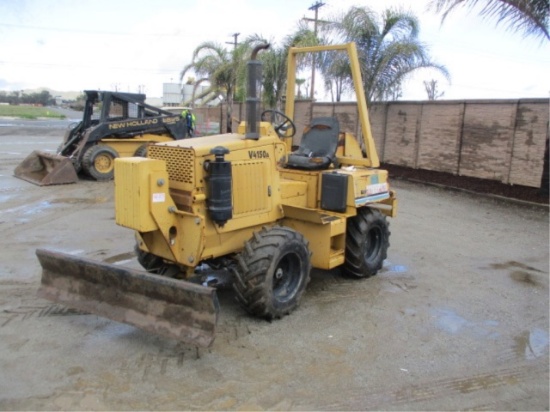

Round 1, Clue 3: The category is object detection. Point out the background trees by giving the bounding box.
[320,6,449,104]
[0,90,55,106]
[180,5,449,112]
[254,28,319,110]
[180,41,251,132]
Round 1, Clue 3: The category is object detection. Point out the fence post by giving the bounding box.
[505,100,520,184]
[414,103,424,169]
[380,103,389,162]
[456,101,466,176]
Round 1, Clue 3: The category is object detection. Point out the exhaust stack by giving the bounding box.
[245,43,270,139]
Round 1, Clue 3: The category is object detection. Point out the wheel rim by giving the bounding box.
[365,226,382,262]
[94,154,114,173]
[272,253,302,303]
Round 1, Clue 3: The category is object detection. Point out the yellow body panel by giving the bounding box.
[280,179,308,208]
[118,133,290,267]
[279,169,320,209]
[100,133,174,157]
[115,157,163,232]
[335,132,370,167]
[282,207,346,270]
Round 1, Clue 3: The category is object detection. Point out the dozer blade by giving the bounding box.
[14,151,78,186]
[36,249,219,347]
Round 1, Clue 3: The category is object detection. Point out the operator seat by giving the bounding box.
[285,117,340,170]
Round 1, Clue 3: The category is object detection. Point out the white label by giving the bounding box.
[152,193,165,203]
[366,182,388,195]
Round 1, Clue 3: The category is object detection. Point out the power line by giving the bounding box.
[0,60,179,74]
[226,32,240,49]
[0,22,173,37]
[305,2,326,100]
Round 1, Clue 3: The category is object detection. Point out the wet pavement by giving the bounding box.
[0,126,548,410]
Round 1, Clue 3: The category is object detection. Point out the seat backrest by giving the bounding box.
[295,117,340,158]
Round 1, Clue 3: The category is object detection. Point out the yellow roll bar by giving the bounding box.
[284,43,379,168]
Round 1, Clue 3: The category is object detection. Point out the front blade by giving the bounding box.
[36,249,219,347]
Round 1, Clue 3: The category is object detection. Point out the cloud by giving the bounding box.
[1,0,548,100]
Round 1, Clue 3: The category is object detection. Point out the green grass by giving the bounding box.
[0,105,66,119]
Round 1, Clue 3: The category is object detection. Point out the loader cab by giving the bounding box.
[81,91,99,129]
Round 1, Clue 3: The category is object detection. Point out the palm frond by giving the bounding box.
[428,0,549,41]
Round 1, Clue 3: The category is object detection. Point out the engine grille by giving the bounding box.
[149,145,194,185]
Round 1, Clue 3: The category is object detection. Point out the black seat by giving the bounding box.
[285,117,340,170]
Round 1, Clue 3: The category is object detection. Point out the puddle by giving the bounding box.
[381,260,409,274]
[50,197,108,205]
[386,265,408,273]
[515,328,549,360]
[24,201,52,215]
[432,308,499,338]
[434,308,470,334]
[379,261,413,293]
[2,200,53,216]
[0,193,16,203]
[1,198,108,218]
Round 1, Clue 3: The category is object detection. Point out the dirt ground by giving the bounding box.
[0,126,548,411]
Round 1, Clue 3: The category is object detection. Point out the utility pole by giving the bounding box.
[226,32,240,49]
[307,1,325,100]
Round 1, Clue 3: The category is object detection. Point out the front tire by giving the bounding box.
[233,226,311,320]
[134,143,148,157]
[343,208,390,278]
[82,145,118,180]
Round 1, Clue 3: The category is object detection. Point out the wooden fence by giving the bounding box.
[194,98,549,188]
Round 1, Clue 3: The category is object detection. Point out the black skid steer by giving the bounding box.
[14,90,187,185]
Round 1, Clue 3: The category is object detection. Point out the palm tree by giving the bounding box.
[317,50,350,102]
[251,27,319,110]
[321,6,450,104]
[429,0,549,41]
[180,41,251,132]
[255,39,288,110]
[296,78,307,98]
[180,31,314,130]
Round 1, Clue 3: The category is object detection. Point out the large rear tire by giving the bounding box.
[343,208,390,278]
[82,145,118,181]
[233,226,311,320]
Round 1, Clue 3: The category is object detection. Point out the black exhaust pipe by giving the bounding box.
[245,43,270,140]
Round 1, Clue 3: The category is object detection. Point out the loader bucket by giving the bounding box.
[14,151,78,186]
[36,249,219,347]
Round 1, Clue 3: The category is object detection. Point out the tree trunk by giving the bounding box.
[226,87,233,133]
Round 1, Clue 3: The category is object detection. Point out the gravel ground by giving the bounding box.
[0,126,548,410]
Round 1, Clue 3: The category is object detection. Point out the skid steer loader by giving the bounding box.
[14,90,187,185]
[36,43,397,347]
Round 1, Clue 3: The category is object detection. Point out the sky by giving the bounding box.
[0,0,549,102]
